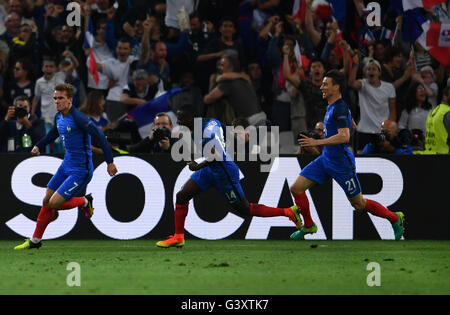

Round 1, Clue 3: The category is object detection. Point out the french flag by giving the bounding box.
[83,17,99,85]
[402,8,428,43]
[292,0,307,22]
[363,30,375,43]
[417,20,450,66]
[128,88,186,138]
[381,26,396,44]
[425,22,450,47]
[401,0,447,11]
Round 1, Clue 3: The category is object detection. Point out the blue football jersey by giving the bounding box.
[36,106,113,169]
[321,99,355,166]
[200,118,231,163]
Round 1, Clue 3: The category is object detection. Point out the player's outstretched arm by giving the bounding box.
[107,163,118,176]
[34,120,59,153]
[72,108,116,172]
[299,128,350,147]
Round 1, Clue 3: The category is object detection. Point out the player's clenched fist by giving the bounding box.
[107,163,118,176]
[31,146,40,156]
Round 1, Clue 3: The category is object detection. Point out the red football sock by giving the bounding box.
[249,203,291,219]
[292,191,314,228]
[364,199,398,224]
[32,206,55,239]
[174,203,189,235]
[59,197,85,210]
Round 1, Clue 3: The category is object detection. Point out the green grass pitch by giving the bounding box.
[1,240,449,295]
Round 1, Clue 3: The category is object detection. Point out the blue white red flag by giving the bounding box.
[417,21,450,66]
[128,88,186,138]
[83,17,99,85]
[292,0,307,22]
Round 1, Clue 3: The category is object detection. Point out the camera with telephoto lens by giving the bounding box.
[369,130,388,145]
[297,129,321,141]
[397,129,413,148]
[152,126,172,143]
[14,105,28,119]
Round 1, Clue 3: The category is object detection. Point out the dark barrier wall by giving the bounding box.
[1,154,449,240]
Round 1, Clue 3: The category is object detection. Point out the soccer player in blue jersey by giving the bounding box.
[156,105,302,248]
[14,84,117,250]
[289,70,405,240]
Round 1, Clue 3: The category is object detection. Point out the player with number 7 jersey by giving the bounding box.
[14,84,118,250]
[290,70,405,241]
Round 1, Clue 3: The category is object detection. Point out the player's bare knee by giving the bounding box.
[176,191,190,205]
[290,185,304,195]
[42,197,51,208]
[351,200,366,211]
[47,199,60,209]
[232,200,250,217]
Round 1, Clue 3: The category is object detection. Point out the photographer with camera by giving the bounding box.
[361,120,413,155]
[127,112,175,153]
[0,95,45,152]
[296,121,325,155]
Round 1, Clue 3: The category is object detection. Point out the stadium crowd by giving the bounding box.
[0,0,449,155]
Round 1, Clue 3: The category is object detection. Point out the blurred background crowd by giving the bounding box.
[0,0,449,156]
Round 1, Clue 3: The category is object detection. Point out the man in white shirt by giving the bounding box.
[31,57,66,153]
[349,56,397,153]
[32,58,65,125]
[97,37,138,122]
[85,18,114,94]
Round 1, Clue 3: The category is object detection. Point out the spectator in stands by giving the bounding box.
[228,117,255,157]
[283,54,328,131]
[371,40,387,63]
[361,120,413,155]
[83,17,114,96]
[0,95,45,152]
[0,12,21,46]
[204,53,267,126]
[169,71,204,117]
[96,37,138,122]
[121,18,145,57]
[139,16,171,89]
[418,65,439,108]
[7,22,38,69]
[144,40,170,88]
[349,55,397,153]
[31,56,65,124]
[127,112,175,154]
[381,46,414,114]
[398,81,432,137]
[246,60,273,121]
[266,23,298,132]
[187,12,213,61]
[256,13,281,72]
[282,41,307,138]
[79,90,113,130]
[120,69,158,110]
[186,12,213,88]
[3,59,35,108]
[204,57,236,126]
[32,56,66,153]
[79,90,118,154]
[196,17,245,93]
[414,41,438,72]
[87,0,113,34]
[319,20,346,72]
[7,0,33,26]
